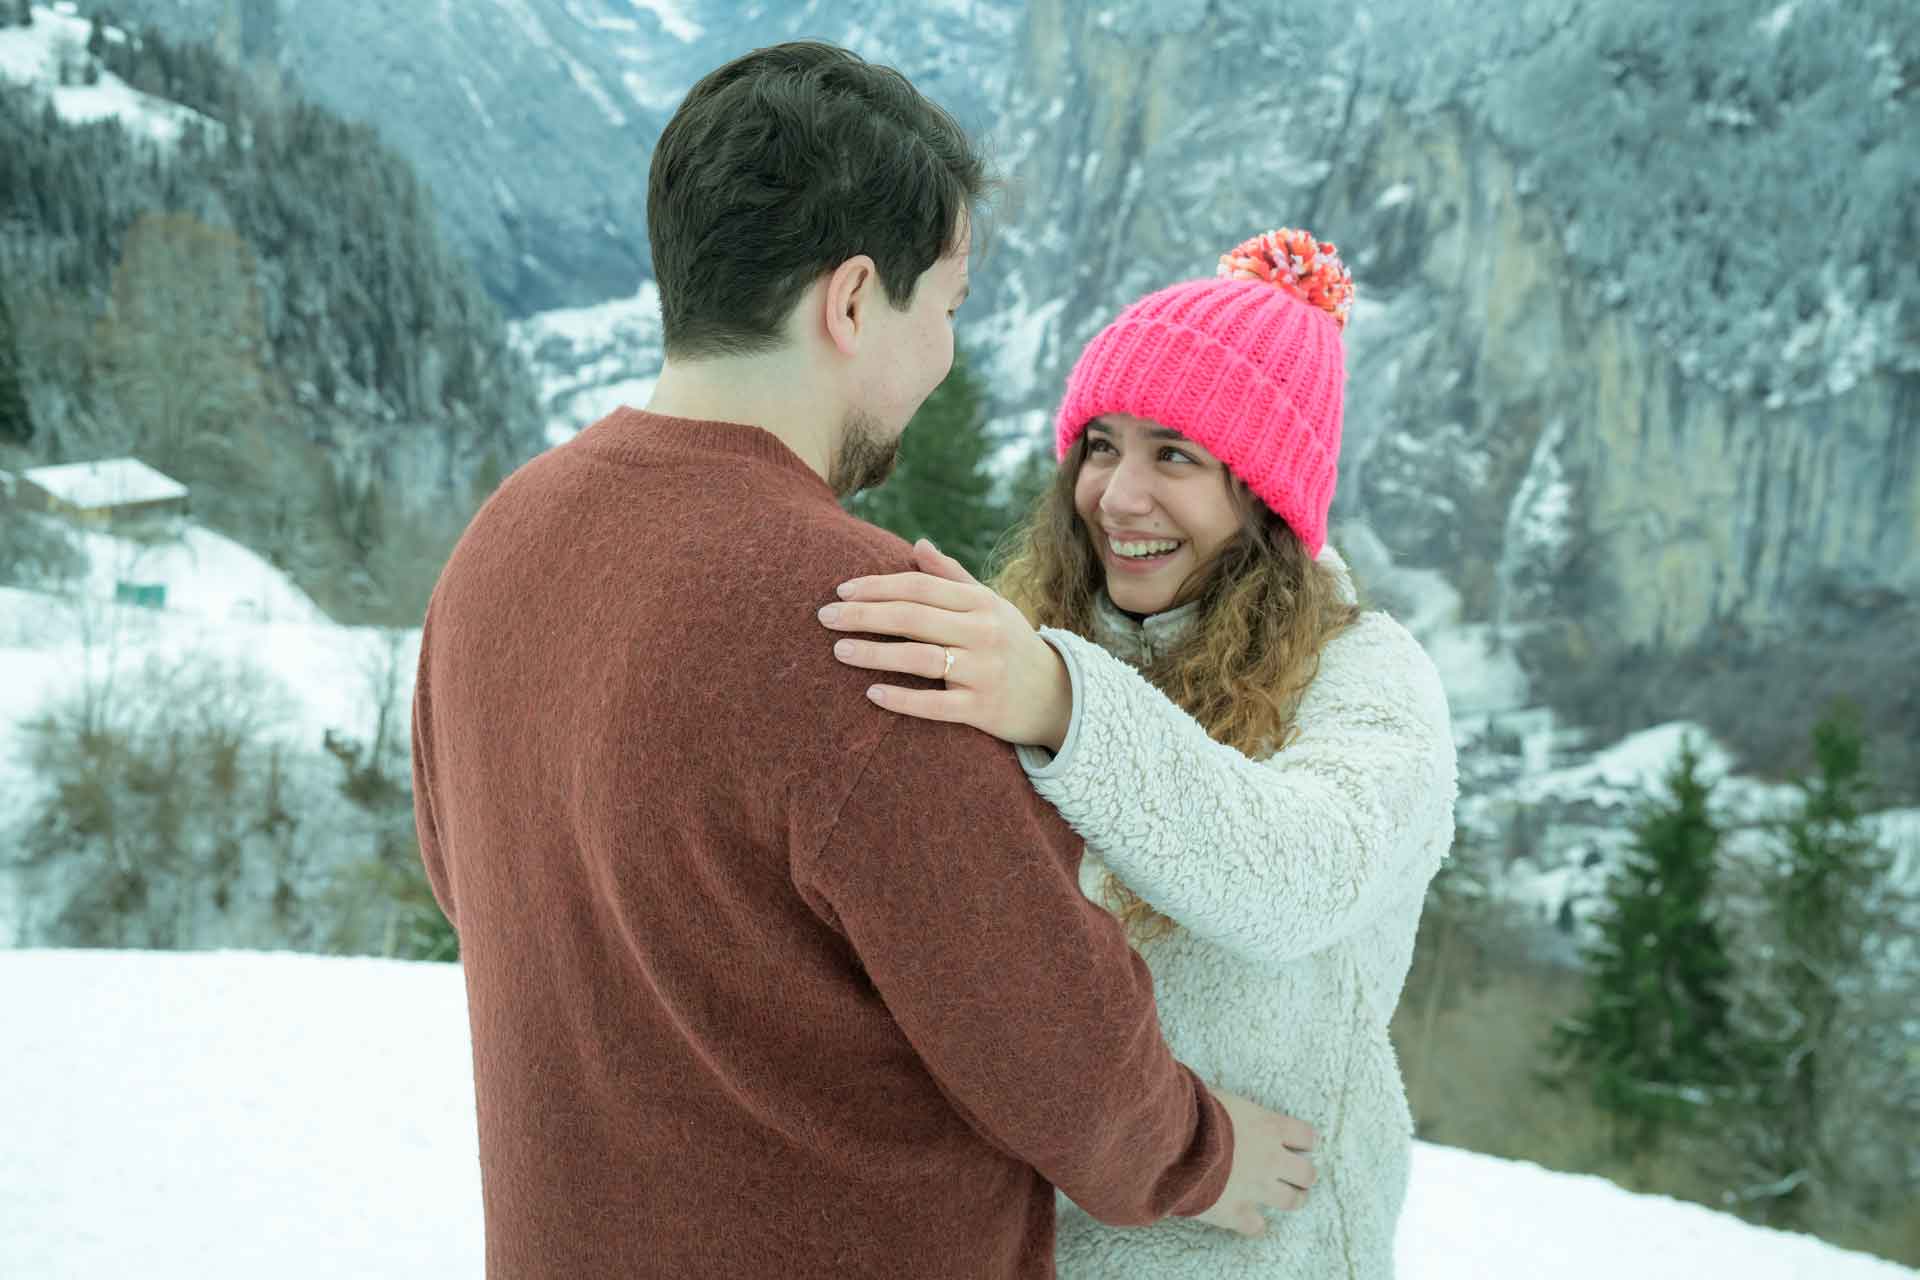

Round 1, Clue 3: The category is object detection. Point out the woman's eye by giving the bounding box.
[1161,448,1197,464]
[1088,438,1117,455]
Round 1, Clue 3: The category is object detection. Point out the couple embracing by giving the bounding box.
[412,39,1456,1280]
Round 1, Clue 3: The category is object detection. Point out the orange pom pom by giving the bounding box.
[1218,228,1354,332]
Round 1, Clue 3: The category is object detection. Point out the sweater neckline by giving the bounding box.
[1091,593,1202,663]
[574,406,835,501]
[1088,544,1360,664]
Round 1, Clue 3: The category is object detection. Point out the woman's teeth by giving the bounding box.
[1111,538,1181,559]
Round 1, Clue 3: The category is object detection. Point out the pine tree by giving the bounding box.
[1550,734,1736,1150]
[17,2,33,30]
[0,285,32,446]
[846,349,1010,579]
[86,14,106,59]
[1719,706,1908,1226]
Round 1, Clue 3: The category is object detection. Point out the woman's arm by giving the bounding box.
[1022,614,1457,970]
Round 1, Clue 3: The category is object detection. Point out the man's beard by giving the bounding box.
[827,408,901,500]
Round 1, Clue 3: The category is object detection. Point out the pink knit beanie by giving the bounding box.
[1054,228,1354,557]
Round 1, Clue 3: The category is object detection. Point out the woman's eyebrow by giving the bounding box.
[1086,421,1190,441]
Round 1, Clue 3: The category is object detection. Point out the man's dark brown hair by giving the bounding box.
[647,42,990,360]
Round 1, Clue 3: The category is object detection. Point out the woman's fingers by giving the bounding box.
[1275,1148,1317,1194]
[835,567,977,611]
[818,599,973,647]
[910,537,978,585]
[831,638,949,681]
[864,682,971,721]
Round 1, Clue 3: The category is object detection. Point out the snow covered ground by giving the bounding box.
[1,947,1910,1279]
[509,279,666,446]
[0,5,226,149]
[0,520,410,763]
[0,517,417,944]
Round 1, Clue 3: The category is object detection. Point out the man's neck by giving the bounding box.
[646,354,838,483]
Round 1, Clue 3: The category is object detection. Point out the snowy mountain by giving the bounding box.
[95,0,1024,317]
[3,947,1912,1279]
[64,5,1915,784]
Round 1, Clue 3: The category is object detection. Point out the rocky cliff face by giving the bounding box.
[1310,104,1920,657]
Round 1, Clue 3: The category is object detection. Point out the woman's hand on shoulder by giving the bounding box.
[819,539,1072,751]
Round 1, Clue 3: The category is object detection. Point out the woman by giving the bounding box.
[818,229,1457,1276]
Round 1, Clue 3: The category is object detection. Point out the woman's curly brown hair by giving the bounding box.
[991,434,1361,943]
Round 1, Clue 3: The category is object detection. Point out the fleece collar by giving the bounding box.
[1089,543,1358,666]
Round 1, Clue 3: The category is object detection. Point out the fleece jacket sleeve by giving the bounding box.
[794,711,1234,1228]
[1017,613,1458,972]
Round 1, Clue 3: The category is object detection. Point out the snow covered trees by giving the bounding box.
[1719,710,1919,1230]
[1547,714,1918,1241]
[1551,735,1736,1149]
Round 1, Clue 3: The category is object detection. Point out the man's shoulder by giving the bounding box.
[747,504,922,602]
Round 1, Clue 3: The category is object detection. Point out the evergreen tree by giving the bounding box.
[1720,706,1908,1226]
[998,444,1057,538]
[17,2,32,30]
[1550,734,1736,1150]
[847,349,1010,579]
[0,284,32,446]
[86,15,106,59]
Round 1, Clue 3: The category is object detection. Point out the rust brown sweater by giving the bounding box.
[410,408,1232,1278]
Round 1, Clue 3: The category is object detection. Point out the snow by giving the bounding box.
[0,7,226,150]
[558,48,627,128]
[511,280,665,441]
[0,521,417,892]
[1514,721,1738,806]
[19,457,188,511]
[517,278,661,349]
[0,946,1910,1279]
[1876,809,1920,888]
[490,0,556,54]
[991,295,1065,403]
[1453,715,1920,948]
[1376,182,1415,209]
[454,72,497,132]
[61,521,331,626]
[0,521,403,731]
[629,0,704,43]
[491,0,626,127]
[541,375,657,445]
[620,67,680,111]
[1757,2,1799,40]
[1338,523,1532,717]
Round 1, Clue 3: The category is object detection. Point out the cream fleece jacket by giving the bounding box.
[1015,548,1458,1278]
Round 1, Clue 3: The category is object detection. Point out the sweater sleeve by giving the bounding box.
[794,712,1234,1228]
[1015,613,1457,971]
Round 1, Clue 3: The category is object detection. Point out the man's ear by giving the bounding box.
[822,255,878,357]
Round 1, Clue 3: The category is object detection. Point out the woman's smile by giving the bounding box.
[1101,531,1188,576]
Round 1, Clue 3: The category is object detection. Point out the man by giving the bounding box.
[412,42,1315,1278]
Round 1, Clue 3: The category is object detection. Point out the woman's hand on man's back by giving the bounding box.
[1190,1087,1318,1237]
